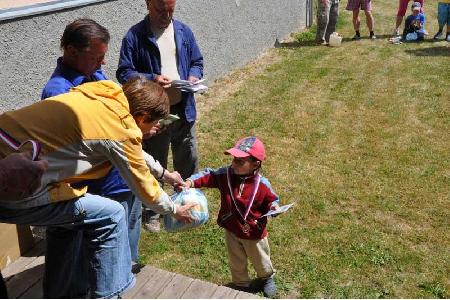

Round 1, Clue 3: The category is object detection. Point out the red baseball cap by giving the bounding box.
[225,136,266,161]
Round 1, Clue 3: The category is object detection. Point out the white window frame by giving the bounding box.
[0,0,110,22]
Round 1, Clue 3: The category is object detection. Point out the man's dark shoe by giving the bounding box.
[262,277,277,298]
[131,263,145,274]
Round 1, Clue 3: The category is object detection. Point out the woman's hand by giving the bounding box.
[174,203,196,223]
[162,170,184,187]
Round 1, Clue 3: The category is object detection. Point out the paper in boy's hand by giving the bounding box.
[159,114,180,129]
[261,203,294,218]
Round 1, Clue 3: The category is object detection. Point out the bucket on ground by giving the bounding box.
[329,32,343,47]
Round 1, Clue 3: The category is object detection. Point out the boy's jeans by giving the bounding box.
[224,230,275,287]
[0,193,135,298]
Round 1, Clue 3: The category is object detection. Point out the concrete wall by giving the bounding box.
[0,0,307,112]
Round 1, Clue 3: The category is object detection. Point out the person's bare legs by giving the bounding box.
[365,10,375,38]
[394,0,404,34]
[365,10,374,31]
[395,15,403,33]
[352,9,361,31]
[352,9,361,39]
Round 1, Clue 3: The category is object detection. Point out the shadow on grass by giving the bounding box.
[341,34,399,41]
[404,46,450,57]
[275,34,403,48]
[276,40,318,48]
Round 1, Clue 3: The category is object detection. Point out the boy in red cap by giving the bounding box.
[183,136,280,297]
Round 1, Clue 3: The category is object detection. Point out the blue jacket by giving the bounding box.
[116,16,204,122]
[41,57,108,99]
[41,58,130,196]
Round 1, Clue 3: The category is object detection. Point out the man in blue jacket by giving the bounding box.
[117,0,204,232]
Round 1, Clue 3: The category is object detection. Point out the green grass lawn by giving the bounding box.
[139,0,449,297]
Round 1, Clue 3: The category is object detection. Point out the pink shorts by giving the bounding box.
[346,0,372,11]
[397,0,424,16]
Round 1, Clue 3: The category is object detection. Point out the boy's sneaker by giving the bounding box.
[352,34,361,40]
[433,31,444,40]
[370,34,377,39]
[262,277,277,298]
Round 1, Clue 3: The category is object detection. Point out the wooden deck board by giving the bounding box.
[6,256,44,299]
[2,240,45,280]
[236,290,260,298]
[210,285,241,299]
[123,265,158,299]
[157,273,194,298]
[132,267,175,298]
[181,278,218,298]
[19,278,43,299]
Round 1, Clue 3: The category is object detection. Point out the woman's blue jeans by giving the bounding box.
[110,192,142,263]
[0,193,135,298]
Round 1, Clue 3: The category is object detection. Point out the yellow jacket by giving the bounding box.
[0,80,175,214]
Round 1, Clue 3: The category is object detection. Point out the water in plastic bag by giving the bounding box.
[163,188,209,232]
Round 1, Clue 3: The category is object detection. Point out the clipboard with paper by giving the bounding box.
[261,203,294,218]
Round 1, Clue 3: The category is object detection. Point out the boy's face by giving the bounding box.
[231,156,260,176]
[135,115,159,138]
[412,8,419,15]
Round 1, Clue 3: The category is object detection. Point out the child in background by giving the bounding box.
[183,137,280,297]
[393,0,424,36]
[402,2,426,41]
[433,0,450,41]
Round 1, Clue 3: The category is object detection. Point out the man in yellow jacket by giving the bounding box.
[0,77,193,298]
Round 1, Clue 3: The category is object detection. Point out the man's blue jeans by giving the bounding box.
[0,193,135,298]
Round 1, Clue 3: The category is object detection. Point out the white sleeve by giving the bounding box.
[142,151,165,179]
